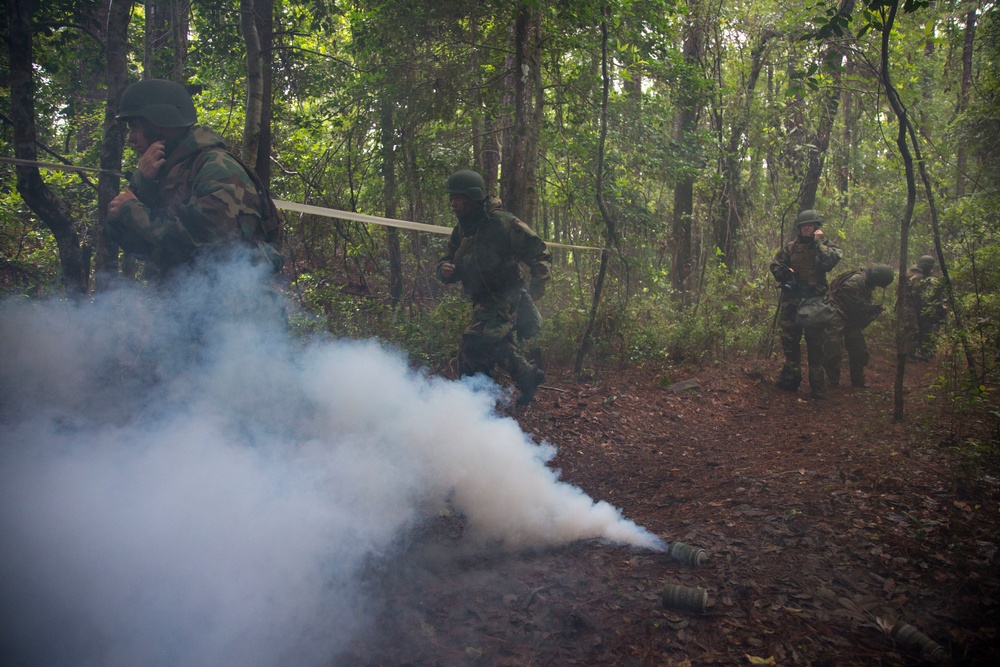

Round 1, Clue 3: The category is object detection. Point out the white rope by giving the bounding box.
[274,199,603,252]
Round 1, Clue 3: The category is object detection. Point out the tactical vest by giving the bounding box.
[789,241,819,287]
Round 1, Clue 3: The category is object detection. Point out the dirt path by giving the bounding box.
[346,357,999,666]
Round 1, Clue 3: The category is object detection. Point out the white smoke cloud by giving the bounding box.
[0,258,660,666]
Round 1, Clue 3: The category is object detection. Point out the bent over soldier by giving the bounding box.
[770,209,843,399]
[437,170,551,406]
[823,265,894,388]
[106,79,283,276]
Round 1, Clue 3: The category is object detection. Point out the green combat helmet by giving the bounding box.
[445,170,487,202]
[116,79,198,128]
[794,209,823,228]
[917,255,936,272]
[869,264,894,288]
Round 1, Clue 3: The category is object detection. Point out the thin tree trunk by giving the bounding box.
[670,10,703,299]
[956,10,976,198]
[7,0,86,292]
[574,5,616,375]
[382,100,403,307]
[878,1,916,422]
[93,0,133,289]
[712,28,774,267]
[800,0,854,211]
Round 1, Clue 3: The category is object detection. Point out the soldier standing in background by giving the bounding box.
[770,209,844,399]
[106,79,283,277]
[823,264,895,388]
[903,255,947,362]
[437,170,551,407]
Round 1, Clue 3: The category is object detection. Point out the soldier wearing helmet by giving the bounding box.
[823,264,894,388]
[106,79,282,275]
[769,209,844,398]
[903,254,946,361]
[438,170,551,406]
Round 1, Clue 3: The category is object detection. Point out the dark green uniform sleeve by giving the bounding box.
[437,226,462,283]
[816,240,843,272]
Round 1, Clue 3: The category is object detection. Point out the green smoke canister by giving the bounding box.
[668,541,708,567]
[661,584,708,613]
[891,620,948,662]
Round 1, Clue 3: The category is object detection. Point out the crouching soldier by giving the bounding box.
[824,264,894,388]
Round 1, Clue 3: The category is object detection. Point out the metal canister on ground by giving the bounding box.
[669,541,708,567]
[891,620,948,661]
[661,584,708,613]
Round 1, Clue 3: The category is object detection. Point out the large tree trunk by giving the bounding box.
[499,0,542,224]
[93,0,133,289]
[240,0,263,167]
[670,11,703,298]
[7,0,86,292]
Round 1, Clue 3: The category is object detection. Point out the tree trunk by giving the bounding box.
[877,1,917,422]
[252,0,274,186]
[670,10,703,298]
[712,28,773,267]
[7,0,86,292]
[800,0,854,211]
[500,0,541,224]
[93,0,133,290]
[574,7,615,375]
[382,100,403,307]
[240,0,263,167]
[956,9,976,198]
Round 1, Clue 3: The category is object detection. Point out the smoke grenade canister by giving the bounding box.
[661,584,708,613]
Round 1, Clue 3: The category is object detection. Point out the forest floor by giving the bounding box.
[346,352,999,666]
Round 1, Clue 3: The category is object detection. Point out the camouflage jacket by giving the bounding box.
[904,266,945,323]
[437,196,552,304]
[770,235,843,297]
[108,126,282,273]
[829,269,883,327]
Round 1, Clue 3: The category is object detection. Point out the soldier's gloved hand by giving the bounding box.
[773,266,794,284]
[439,261,456,281]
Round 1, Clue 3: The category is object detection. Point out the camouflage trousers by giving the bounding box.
[824,313,869,387]
[776,301,828,392]
[459,290,535,384]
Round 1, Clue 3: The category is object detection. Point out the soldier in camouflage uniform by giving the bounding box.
[106,79,282,276]
[437,170,551,406]
[823,264,894,388]
[770,209,843,398]
[903,255,946,361]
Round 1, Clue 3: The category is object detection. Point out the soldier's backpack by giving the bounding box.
[194,147,285,273]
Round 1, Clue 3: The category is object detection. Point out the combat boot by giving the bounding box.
[516,367,545,406]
